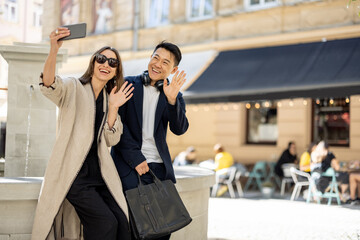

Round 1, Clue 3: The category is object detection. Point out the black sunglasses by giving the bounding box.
[95,54,119,68]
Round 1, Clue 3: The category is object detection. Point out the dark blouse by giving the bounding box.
[321,152,336,172]
[73,89,105,186]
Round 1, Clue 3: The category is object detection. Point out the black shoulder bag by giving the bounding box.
[125,169,192,240]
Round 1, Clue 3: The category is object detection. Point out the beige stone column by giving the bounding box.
[0,42,67,177]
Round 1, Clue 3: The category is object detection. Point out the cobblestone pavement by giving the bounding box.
[208,192,360,240]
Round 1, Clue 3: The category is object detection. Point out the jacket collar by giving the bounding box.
[133,81,143,128]
[154,93,167,131]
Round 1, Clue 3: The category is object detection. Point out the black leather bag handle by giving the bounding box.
[136,169,167,200]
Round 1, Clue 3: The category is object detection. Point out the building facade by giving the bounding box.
[41,0,360,164]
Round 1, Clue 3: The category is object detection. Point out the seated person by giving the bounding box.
[213,143,234,171]
[213,143,234,196]
[275,141,297,177]
[311,141,349,199]
[346,173,360,205]
[299,142,317,174]
[173,146,197,166]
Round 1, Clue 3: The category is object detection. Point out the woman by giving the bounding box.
[31,27,133,240]
[299,142,317,173]
[274,141,297,177]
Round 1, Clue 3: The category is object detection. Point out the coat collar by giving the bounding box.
[154,92,167,131]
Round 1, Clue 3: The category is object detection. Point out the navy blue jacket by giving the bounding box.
[111,75,189,183]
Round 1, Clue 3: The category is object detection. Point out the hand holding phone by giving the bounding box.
[58,23,87,41]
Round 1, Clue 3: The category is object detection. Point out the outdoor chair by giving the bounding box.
[289,167,311,201]
[244,161,267,191]
[306,168,341,205]
[233,163,247,197]
[280,163,296,196]
[266,162,281,189]
[211,166,238,198]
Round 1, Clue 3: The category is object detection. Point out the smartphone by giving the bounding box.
[58,23,87,41]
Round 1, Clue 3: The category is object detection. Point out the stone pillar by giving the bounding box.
[0,42,67,177]
[172,166,215,240]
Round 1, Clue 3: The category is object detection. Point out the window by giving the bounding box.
[245,0,278,11]
[246,101,278,144]
[3,0,18,23]
[33,3,42,27]
[187,0,213,20]
[313,98,350,146]
[144,0,169,28]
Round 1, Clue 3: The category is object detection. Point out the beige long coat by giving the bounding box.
[31,76,129,240]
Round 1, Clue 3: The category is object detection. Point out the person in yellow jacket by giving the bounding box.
[213,144,234,196]
[214,144,234,171]
[299,142,317,173]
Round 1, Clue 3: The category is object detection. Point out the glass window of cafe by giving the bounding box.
[313,97,350,146]
[246,101,278,144]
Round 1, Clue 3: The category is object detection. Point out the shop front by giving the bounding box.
[168,37,360,164]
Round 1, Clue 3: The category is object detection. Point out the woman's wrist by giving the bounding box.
[108,103,119,111]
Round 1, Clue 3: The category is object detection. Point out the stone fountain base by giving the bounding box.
[0,177,42,240]
[0,166,214,240]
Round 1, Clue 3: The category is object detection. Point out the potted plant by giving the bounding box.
[261,181,275,199]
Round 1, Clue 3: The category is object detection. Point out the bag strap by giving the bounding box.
[136,169,166,196]
[136,169,162,185]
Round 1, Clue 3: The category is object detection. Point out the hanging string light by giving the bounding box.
[232,104,239,110]
[303,99,308,106]
[255,103,260,109]
[245,103,251,109]
[345,97,350,104]
[329,98,334,105]
[289,100,294,107]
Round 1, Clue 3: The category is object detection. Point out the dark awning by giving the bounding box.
[184,37,360,104]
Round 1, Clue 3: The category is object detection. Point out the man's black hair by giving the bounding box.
[153,40,182,66]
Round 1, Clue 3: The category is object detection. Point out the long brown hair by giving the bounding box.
[79,46,124,94]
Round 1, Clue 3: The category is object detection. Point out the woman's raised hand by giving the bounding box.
[42,27,70,87]
[109,81,134,109]
[49,27,70,52]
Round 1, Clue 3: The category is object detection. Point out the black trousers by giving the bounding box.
[66,184,131,240]
[122,163,171,240]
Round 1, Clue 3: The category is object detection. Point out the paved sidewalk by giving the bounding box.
[208,193,360,240]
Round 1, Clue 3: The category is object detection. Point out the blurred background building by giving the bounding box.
[0,0,43,158]
[1,0,360,164]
